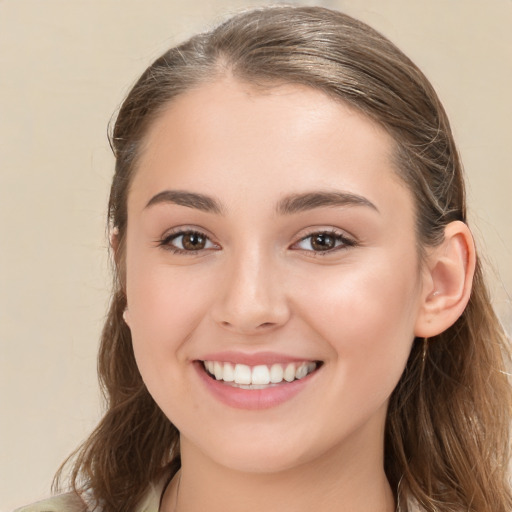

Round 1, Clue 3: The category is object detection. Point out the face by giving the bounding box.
[124,78,428,473]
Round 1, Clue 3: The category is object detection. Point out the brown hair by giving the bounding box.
[55,6,512,511]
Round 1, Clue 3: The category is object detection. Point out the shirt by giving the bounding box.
[13,477,168,512]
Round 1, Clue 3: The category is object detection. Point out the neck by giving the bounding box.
[161,432,395,512]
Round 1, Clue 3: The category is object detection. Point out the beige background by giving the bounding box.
[1,0,511,509]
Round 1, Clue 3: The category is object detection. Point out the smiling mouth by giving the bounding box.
[201,360,321,389]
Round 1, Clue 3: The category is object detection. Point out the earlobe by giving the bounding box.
[110,227,120,256]
[414,221,476,338]
[123,307,130,326]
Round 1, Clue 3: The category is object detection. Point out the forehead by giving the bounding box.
[129,77,412,218]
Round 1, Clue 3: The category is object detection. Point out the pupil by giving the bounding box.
[312,233,334,251]
[183,233,205,250]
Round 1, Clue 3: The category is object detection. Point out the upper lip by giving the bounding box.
[197,351,320,366]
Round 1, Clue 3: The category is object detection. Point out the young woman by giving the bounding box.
[17,5,511,512]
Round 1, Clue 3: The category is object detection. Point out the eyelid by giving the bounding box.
[155,225,356,255]
[290,228,357,254]
[157,226,220,254]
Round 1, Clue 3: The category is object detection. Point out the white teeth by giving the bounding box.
[284,363,296,382]
[203,360,318,386]
[234,364,252,385]
[251,365,270,385]
[295,363,308,380]
[222,362,235,382]
[214,361,223,380]
[270,364,284,383]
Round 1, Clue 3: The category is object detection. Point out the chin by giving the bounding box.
[208,445,310,475]
[183,422,329,475]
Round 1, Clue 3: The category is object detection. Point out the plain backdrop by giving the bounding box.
[1,0,511,509]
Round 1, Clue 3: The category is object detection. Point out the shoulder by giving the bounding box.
[13,472,172,512]
[13,493,88,512]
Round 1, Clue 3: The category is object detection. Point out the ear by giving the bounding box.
[123,307,130,326]
[110,226,128,298]
[414,221,476,338]
[110,226,120,257]
[110,227,129,325]
[110,226,125,275]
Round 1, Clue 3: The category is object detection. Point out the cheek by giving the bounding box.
[125,251,218,369]
[298,257,420,334]
[294,256,420,393]
[126,261,221,424]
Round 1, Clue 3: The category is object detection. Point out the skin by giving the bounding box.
[121,77,473,512]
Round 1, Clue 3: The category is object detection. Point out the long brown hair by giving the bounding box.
[55,6,512,511]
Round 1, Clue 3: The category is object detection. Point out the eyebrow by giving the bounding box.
[144,189,378,215]
[145,190,224,214]
[275,191,379,215]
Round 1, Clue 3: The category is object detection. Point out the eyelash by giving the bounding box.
[157,228,356,256]
[157,229,357,257]
[157,229,218,255]
[292,229,357,255]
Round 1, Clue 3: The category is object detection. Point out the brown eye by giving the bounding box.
[310,233,336,251]
[294,230,356,253]
[181,232,207,250]
[161,230,217,253]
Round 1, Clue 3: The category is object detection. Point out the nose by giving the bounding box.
[210,248,291,335]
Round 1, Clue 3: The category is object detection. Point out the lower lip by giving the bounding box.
[194,362,318,410]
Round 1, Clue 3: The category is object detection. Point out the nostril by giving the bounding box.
[219,320,277,331]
